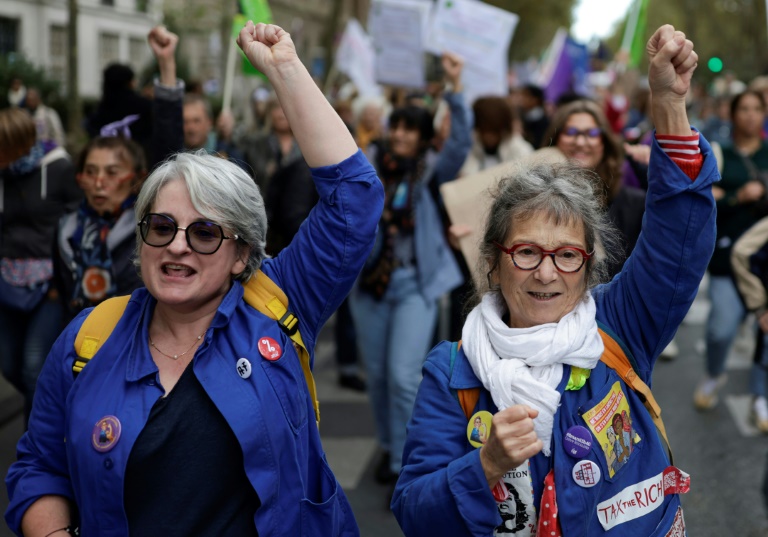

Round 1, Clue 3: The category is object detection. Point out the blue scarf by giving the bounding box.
[8,142,44,175]
[68,196,136,312]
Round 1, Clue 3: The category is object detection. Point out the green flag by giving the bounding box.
[621,0,649,68]
[238,0,273,24]
[232,11,273,78]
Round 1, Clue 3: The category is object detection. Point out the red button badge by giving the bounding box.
[258,336,282,361]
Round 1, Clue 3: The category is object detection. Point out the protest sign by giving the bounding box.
[336,19,381,97]
[369,0,432,88]
[427,0,518,104]
[440,148,566,289]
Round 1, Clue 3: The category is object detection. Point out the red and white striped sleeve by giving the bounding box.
[655,131,703,180]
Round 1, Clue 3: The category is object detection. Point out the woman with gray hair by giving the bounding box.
[6,22,383,536]
[392,25,716,536]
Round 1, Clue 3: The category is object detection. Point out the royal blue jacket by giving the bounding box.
[391,134,718,536]
[5,150,384,536]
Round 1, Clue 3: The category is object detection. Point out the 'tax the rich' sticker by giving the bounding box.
[596,466,690,531]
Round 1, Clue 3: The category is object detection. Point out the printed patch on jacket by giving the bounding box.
[495,461,537,536]
[582,381,641,477]
[665,506,686,537]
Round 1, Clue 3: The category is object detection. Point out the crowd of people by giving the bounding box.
[0,16,765,537]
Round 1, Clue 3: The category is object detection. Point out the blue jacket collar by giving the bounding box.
[447,344,484,390]
[124,282,244,381]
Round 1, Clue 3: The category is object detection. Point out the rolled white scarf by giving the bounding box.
[462,293,604,456]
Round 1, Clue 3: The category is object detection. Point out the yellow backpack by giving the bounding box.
[73,270,321,427]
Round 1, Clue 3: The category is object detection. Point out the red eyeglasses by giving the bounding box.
[494,242,592,273]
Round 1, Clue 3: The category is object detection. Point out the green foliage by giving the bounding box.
[0,53,63,110]
[606,0,768,85]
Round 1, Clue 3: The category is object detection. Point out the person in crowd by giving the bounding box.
[24,88,66,149]
[264,154,367,392]
[701,95,733,147]
[694,89,768,411]
[0,108,82,425]
[519,84,549,149]
[54,26,183,326]
[354,97,387,152]
[182,94,248,171]
[87,63,153,156]
[349,52,471,490]
[749,75,768,136]
[460,96,533,176]
[55,136,147,325]
[543,98,646,279]
[238,98,302,194]
[7,77,27,108]
[731,215,768,432]
[5,21,383,536]
[392,25,713,536]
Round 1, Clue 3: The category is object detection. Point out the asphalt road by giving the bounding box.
[1,278,767,536]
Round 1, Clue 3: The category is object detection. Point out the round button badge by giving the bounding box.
[92,415,121,453]
[258,337,282,361]
[564,425,593,458]
[466,411,493,448]
[572,460,601,488]
[236,358,252,379]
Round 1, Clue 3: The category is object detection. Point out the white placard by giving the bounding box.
[335,19,381,98]
[427,0,519,104]
[369,0,432,88]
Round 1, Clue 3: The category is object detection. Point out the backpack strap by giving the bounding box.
[72,272,320,428]
[597,327,673,464]
[73,295,131,376]
[449,340,480,420]
[243,270,320,428]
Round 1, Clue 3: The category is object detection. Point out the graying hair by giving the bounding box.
[133,150,267,282]
[473,161,620,305]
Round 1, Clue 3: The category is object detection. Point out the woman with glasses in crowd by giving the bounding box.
[6,21,383,536]
[392,26,715,536]
[543,98,647,279]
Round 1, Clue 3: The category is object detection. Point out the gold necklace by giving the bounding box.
[149,330,206,360]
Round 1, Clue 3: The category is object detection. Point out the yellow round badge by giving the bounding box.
[466,410,493,448]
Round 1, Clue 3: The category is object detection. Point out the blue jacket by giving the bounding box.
[5,150,384,536]
[391,135,718,536]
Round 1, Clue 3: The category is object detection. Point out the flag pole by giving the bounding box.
[222,34,238,113]
[621,0,641,53]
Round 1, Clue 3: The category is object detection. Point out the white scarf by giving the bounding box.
[462,292,604,456]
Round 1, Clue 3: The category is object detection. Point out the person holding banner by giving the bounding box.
[6,22,383,536]
[349,52,471,490]
[392,25,714,536]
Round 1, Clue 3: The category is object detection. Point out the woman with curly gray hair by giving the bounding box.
[7,22,383,536]
[392,25,716,536]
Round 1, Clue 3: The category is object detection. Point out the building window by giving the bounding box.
[101,0,115,6]
[0,17,19,55]
[136,0,150,12]
[49,25,68,88]
[129,36,148,74]
[99,32,120,70]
